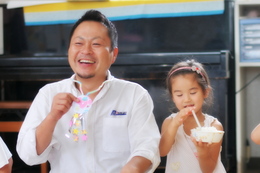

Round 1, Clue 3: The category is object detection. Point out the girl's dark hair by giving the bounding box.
[69,9,118,51]
[166,59,213,110]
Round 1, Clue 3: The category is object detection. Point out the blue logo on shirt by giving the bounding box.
[111,110,127,116]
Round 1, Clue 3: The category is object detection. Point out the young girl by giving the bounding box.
[0,136,12,173]
[251,123,260,145]
[159,59,226,173]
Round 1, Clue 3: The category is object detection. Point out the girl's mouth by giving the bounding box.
[184,104,194,108]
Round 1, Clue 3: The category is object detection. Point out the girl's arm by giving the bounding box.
[159,108,192,156]
[193,120,223,173]
[251,123,260,145]
[0,158,13,173]
[159,117,178,156]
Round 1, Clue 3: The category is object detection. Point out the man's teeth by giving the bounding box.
[80,60,94,63]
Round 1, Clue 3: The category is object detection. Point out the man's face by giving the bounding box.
[68,21,118,80]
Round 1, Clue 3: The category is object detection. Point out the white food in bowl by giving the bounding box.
[191,127,224,143]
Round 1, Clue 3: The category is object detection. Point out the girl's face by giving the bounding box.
[171,73,208,113]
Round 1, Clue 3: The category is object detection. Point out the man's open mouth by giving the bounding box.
[79,59,95,64]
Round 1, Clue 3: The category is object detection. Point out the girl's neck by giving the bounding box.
[184,113,205,127]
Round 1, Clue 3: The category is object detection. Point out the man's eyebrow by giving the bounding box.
[73,36,104,40]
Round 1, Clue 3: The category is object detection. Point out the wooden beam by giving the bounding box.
[0,121,23,132]
[0,101,31,109]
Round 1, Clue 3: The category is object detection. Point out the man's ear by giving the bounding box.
[111,47,118,64]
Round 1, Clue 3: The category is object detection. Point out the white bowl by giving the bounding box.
[191,127,224,143]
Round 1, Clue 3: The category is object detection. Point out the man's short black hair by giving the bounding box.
[69,9,118,50]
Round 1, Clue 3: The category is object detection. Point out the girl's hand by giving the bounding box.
[191,136,212,154]
[190,120,224,173]
[173,107,195,127]
[160,107,195,157]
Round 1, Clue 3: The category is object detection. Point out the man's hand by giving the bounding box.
[49,93,79,121]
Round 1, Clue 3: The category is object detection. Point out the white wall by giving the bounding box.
[245,67,260,157]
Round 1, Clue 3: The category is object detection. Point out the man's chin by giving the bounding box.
[76,73,95,79]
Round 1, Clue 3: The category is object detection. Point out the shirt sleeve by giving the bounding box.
[0,137,12,168]
[127,89,161,172]
[16,88,59,165]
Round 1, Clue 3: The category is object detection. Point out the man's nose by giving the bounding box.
[81,44,93,54]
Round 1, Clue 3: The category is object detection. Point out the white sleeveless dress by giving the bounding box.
[165,113,226,173]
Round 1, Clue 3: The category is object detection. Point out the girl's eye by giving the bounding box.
[190,92,196,95]
[176,94,183,97]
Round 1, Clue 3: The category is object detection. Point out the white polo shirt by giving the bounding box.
[0,137,12,168]
[16,71,161,173]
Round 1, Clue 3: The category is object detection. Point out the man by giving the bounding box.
[16,10,160,173]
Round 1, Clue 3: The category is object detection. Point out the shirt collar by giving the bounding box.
[70,70,114,81]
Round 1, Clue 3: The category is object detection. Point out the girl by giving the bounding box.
[251,123,260,145]
[159,59,226,173]
[0,137,12,173]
